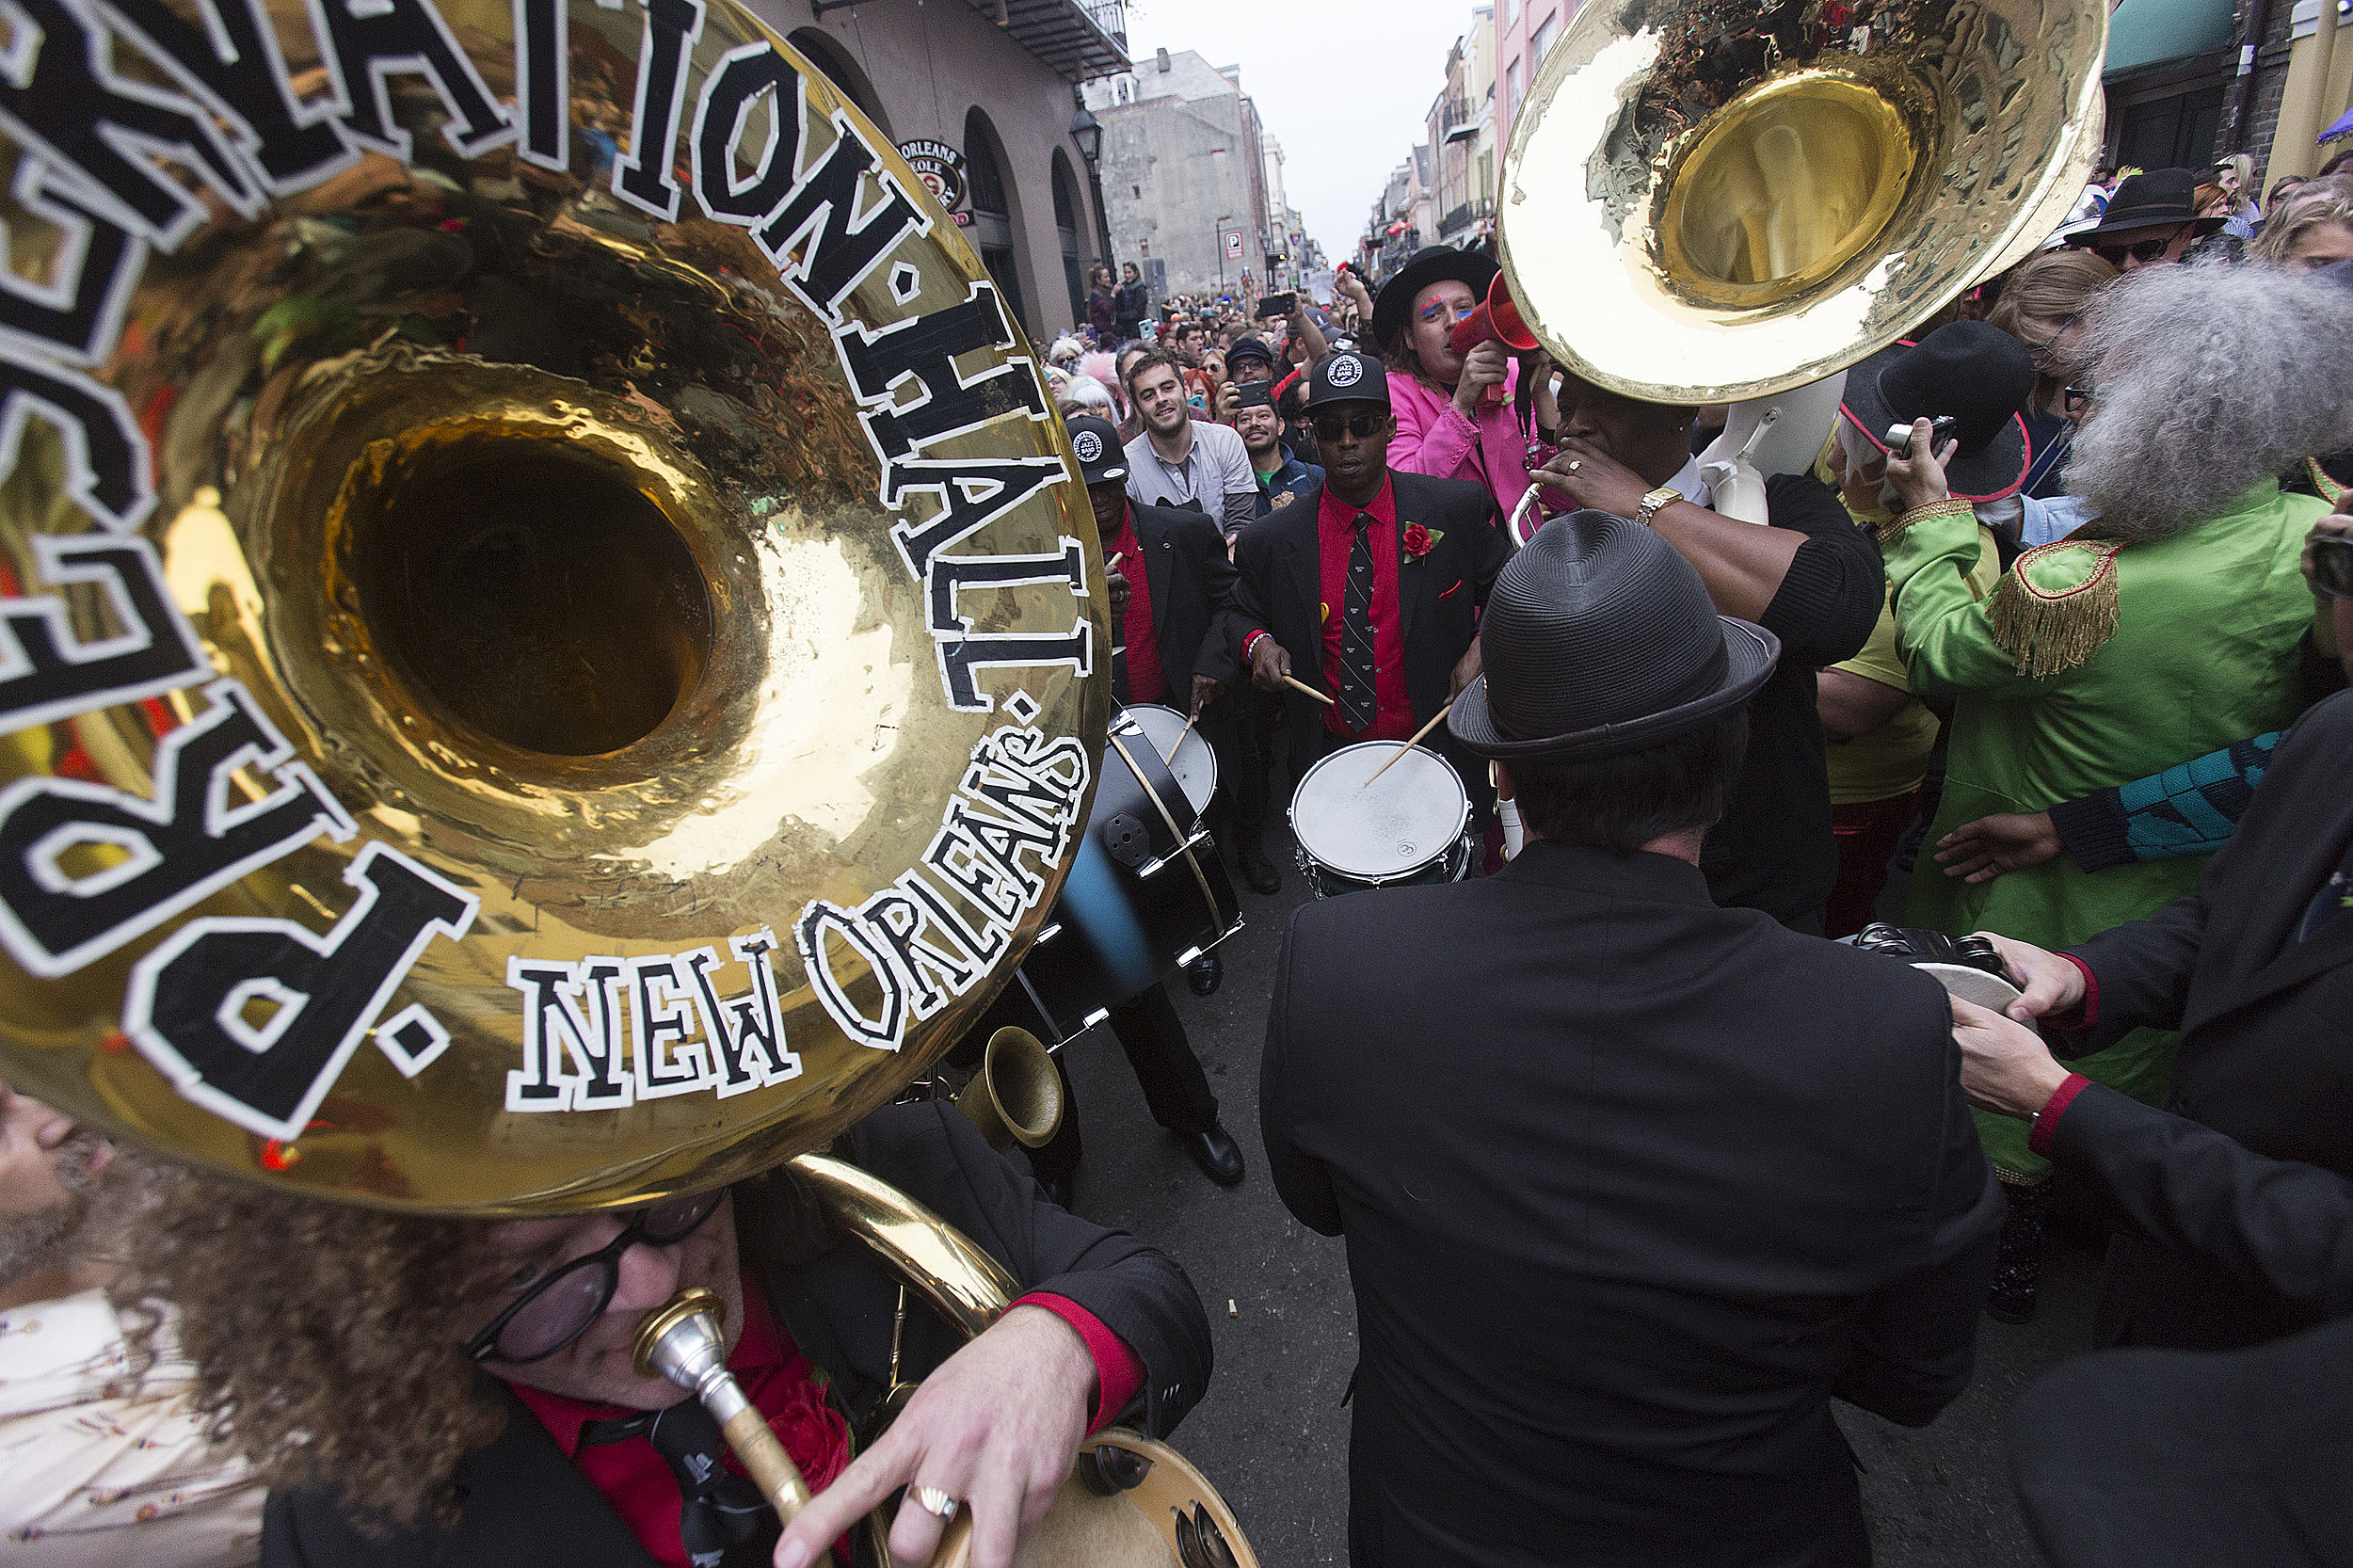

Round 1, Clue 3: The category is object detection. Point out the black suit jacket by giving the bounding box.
[1261,843,2003,1568]
[2051,690,2353,1350]
[2009,1314,2353,1568]
[1210,468,1510,779]
[1119,497,1237,703]
[261,1103,1211,1567]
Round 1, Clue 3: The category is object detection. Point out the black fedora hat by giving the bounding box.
[1837,320,2037,503]
[1449,511,1780,762]
[1370,246,1498,353]
[2066,168,2227,245]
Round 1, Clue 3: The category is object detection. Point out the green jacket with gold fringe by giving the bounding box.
[1881,479,2326,1180]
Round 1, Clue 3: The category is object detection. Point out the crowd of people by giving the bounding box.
[6,150,2353,1568]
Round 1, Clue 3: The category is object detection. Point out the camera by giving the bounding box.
[1257,292,1296,320]
[2313,535,2353,600]
[1886,415,1959,459]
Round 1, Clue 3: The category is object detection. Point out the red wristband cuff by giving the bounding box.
[1009,1292,1144,1435]
[2050,953,2099,1029]
[1242,630,1271,663]
[2027,1073,2092,1158]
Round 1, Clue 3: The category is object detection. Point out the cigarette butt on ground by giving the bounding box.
[1228,1299,1239,1318]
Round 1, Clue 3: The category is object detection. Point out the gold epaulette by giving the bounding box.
[1988,539,2126,679]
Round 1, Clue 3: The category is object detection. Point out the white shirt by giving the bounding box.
[1124,419,1258,538]
[0,1289,264,1564]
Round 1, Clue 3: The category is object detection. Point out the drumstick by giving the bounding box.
[1281,674,1334,705]
[1360,702,1454,789]
[1161,711,1197,765]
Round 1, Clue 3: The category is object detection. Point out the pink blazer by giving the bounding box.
[1387,362,1548,525]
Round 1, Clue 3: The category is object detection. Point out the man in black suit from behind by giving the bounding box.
[1034,416,1247,1192]
[1261,512,2003,1568]
[1213,349,1512,810]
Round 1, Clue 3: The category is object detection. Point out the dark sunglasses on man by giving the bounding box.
[2092,232,2179,266]
[464,1190,726,1365]
[1313,411,1385,441]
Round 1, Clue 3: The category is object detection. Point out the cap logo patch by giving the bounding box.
[1328,356,1364,389]
[1073,430,1103,463]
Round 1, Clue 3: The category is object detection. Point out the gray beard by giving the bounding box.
[0,1130,104,1286]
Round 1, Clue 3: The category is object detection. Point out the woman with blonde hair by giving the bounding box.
[1988,248,2119,499]
[2249,175,2353,273]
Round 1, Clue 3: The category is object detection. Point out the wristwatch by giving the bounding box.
[1637,486,1684,527]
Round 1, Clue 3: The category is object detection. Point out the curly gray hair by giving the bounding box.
[2067,261,2353,540]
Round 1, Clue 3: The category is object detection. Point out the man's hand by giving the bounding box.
[1248,635,1292,694]
[1826,433,1888,517]
[1190,673,1225,720]
[1450,340,1510,416]
[1934,811,2064,884]
[2301,509,2353,658]
[1949,995,2074,1120]
[1448,640,1482,700]
[1531,439,1652,520]
[1213,380,1241,424]
[1972,932,2087,1024]
[1881,419,1958,515]
[774,1305,1096,1568]
[1105,558,1129,618]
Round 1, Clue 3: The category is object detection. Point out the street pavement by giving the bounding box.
[1047,851,2097,1568]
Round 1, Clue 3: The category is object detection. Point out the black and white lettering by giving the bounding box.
[0,534,207,735]
[0,679,354,977]
[302,0,513,162]
[837,282,1048,464]
[610,0,703,220]
[681,929,797,1096]
[92,0,354,196]
[505,953,632,1111]
[629,950,711,1097]
[0,0,261,245]
[0,341,154,533]
[0,158,144,365]
[883,456,1070,582]
[794,897,905,1051]
[750,108,928,312]
[926,542,1092,712]
[122,839,477,1142]
[689,41,802,223]
[510,0,569,171]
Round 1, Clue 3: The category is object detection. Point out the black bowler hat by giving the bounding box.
[1837,321,2037,503]
[1449,511,1780,762]
[1226,333,1277,373]
[1369,245,1498,351]
[1305,349,1390,410]
[1065,414,1128,486]
[2067,168,2227,245]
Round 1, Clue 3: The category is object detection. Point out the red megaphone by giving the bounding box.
[1449,272,1541,357]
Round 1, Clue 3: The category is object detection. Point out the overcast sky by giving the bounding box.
[1118,0,1485,264]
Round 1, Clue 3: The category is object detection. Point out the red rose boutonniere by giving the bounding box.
[1402,522,1442,560]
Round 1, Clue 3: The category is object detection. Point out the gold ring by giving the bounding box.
[913,1485,959,1520]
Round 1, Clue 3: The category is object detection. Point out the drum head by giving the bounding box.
[1290,744,1470,881]
[1120,705,1215,816]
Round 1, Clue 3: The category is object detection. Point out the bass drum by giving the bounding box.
[0,0,1108,1210]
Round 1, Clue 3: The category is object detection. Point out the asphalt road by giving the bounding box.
[1044,849,2098,1568]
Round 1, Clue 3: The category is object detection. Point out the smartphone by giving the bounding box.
[2313,535,2353,600]
[1257,291,1296,319]
[1886,415,1960,459]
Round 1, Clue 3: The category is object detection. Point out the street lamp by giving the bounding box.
[1068,98,1115,281]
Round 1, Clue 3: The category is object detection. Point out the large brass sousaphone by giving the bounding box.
[1500,0,2109,404]
[0,0,1252,1560]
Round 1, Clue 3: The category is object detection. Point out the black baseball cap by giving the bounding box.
[1065,415,1128,485]
[1305,349,1390,410]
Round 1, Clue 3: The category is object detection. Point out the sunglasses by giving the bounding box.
[464,1191,726,1365]
[1313,412,1385,440]
[2092,233,2179,266]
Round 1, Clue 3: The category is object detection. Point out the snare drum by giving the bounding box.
[1289,741,1472,897]
[1120,703,1216,816]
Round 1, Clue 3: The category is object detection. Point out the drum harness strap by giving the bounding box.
[1103,728,1232,936]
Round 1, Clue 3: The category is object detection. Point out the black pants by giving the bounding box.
[1202,689,1274,845]
[1029,983,1218,1181]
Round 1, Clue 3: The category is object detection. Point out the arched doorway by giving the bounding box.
[786,28,891,138]
[963,107,1030,334]
[1051,151,1089,330]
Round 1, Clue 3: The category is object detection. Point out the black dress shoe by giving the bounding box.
[1185,1125,1245,1186]
[1183,952,1223,996]
[1238,839,1282,895]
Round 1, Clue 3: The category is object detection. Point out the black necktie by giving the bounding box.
[582,1398,779,1568]
[1335,512,1378,731]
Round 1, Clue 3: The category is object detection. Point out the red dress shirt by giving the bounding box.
[1103,504,1166,705]
[511,1279,1143,1566]
[1316,475,1415,743]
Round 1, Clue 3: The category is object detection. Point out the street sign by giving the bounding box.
[1223,229,1244,260]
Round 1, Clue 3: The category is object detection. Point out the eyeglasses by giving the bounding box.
[2062,384,2093,415]
[2092,233,2180,266]
[1313,412,1385,440]
[2018,310,2081,361]
[463,1191,725,1365]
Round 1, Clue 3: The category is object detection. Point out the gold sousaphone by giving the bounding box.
[0,0,1251,1560]
[1499,0,2110,405]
